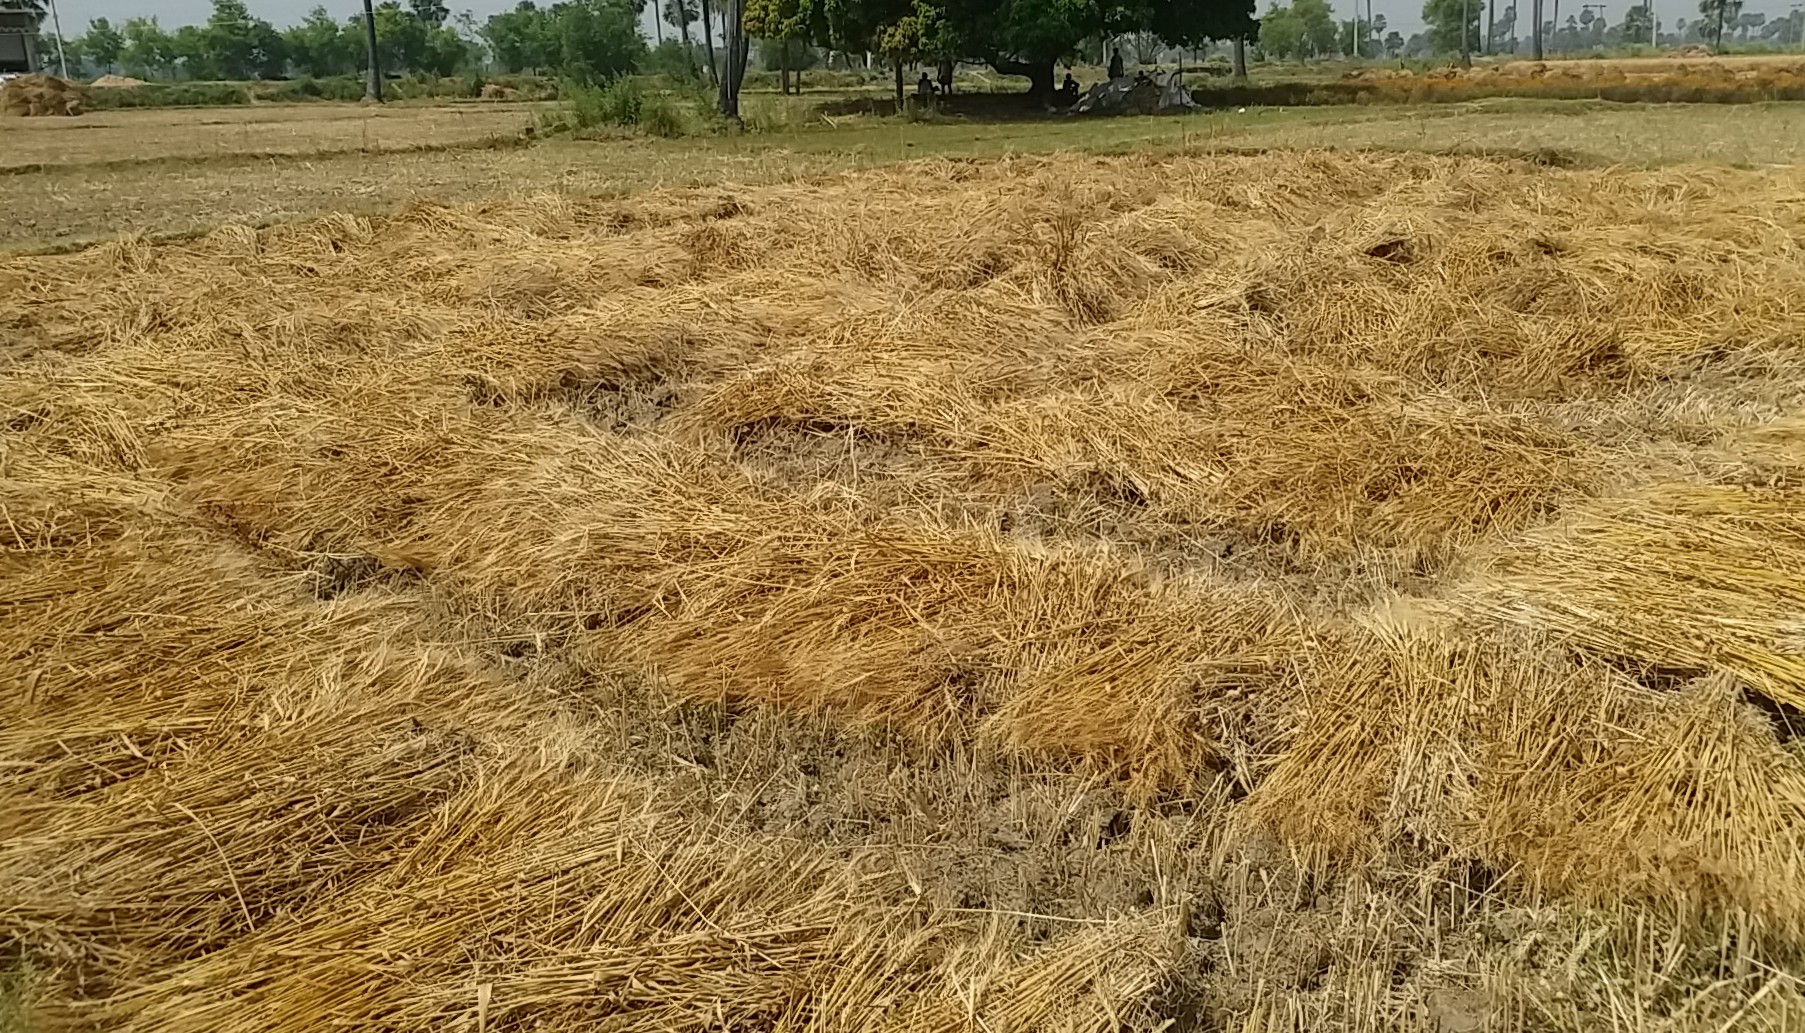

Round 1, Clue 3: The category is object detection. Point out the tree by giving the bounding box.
[195,0,287,80]
[80,17,125,73]
[663,0,699,70]
[483,2,554,72]
[1620,1,1650,41]
[1259,2,1307,56]
[409,0,451,24]
[745,0,823,93]
[549,0,647,84]
[718,0,749,117]
[1697,0,1738,46]
[1488,3,1513,48]
[120,17,178,77]
[1150,0,1259,59]
[699,0,719,83]
[1383,27,1403,51]
[283,7,355,76]
[1423,0,1480,52]
[1293,0,1338,54]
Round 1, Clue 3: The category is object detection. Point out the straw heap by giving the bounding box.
[8,150,1805,1029]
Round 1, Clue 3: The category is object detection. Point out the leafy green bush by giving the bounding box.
[256,75,367,102]
[637,93,691,137]
[85,81,248,109]
[541,76,703,137]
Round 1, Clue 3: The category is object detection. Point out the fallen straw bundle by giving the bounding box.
[1462,483,1805,709]
[11,149,1805,1029]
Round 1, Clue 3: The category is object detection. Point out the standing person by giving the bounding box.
[1108,47,1125,80]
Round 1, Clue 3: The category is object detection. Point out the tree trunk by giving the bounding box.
[1232,37,1248,81]
[699,0,719,85]
[988,56,1055,99]
[1460,0,1473,64]
[780,53,790,95]
[361,0,383,102]
[1531,0,1543,56]
[1713,1,1726,46]
[1486,0,1496,51]
[679,16,693,75]
[893,58,903,111]
[716,0,745,119]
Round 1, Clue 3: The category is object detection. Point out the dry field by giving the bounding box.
[1493,53,1805,77]
[0,101,540,170]
[7,148,1805,1031]
[8,100,1805,252]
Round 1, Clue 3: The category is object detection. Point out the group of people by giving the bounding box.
[913,49,1131,108]
[914,64,956,102]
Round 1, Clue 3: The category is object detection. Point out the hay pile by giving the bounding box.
[8,150,1805,1030]
[89,74,147,88]
[0,73,84,117]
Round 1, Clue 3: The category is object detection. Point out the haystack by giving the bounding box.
[0,73,85,117]
[90,73,147,88]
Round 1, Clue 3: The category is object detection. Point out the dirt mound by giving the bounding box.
[1674,42,1715,57]
[0,74,85,117]
[89,74,147,88]
[8,152,1805,1030]
[478,82,520,100]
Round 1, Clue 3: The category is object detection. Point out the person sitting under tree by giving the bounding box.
[1062,71,1080,101]
[1108,48,1125,80]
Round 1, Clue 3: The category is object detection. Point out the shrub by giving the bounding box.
[637,93,692,137]
[541,76,699,136]
[84,81,248,109]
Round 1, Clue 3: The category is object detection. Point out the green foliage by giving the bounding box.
[1150,0,1259,50]
[551,0,647,84]
[1260,0,1335,58]
[558,75,640,127]
[262,74,369,100]
[85,80,249,107]
[646,37,705,78]
[82,17,125,73]
[757,37,820,70]
[409,0,450,24]
[663,0,700,36]
[120,17,179,78]
[103,0,468,82]
[182,0,288,80]
[544,76,699,136]
[1421,0,1479,52]
[638,92,691,135]
[1697,0,1742,46]
[362,1,472,78]
[483,0,644,83]
[1259,3,1306,56]
[283,6,356,77]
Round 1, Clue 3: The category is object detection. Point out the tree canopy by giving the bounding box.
[1421,0,1479,52]
[797,0,1255,96]
[481,0,646,83]
[1258,0,1334,59]
[93,0,472,81]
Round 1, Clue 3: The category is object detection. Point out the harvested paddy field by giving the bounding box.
[6,149,1805,1030]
